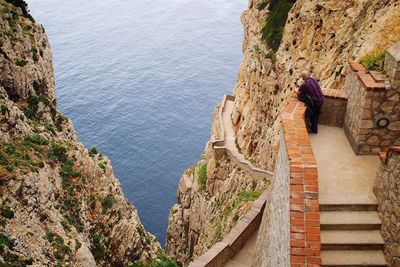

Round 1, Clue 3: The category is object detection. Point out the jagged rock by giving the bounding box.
[0,1,160,266]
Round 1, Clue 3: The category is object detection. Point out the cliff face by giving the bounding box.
[0,2,161,266]
[166,0,400,264]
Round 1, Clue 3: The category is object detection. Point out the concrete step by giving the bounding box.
[321,230,384,250]
[321,211,381,230]
[322,250,387,266]
[320,203,378,212]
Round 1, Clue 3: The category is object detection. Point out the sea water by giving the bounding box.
[27,0,247,245]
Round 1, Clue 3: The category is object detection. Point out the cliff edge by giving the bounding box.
[0,1,165,266]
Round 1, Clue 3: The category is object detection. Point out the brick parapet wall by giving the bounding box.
[282,97,322,267]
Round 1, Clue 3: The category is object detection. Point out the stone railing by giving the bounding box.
[189,95,274,267]
[212,95,273,178]
[189,190,270,267]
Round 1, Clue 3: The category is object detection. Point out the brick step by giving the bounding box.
[321,230,384,250]
[320,203,378,212]
[320,211,381,230]
[321,250,387,266]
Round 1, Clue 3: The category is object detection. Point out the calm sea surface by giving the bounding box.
[26,0,246,245]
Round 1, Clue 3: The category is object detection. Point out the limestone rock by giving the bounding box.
[0,2,160,266]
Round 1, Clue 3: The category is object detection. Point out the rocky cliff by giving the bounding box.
[0,1,164,266]
[166,0,400,265]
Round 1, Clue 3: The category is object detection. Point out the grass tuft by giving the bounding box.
[361,49,386,72]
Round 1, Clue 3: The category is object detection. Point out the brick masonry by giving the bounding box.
[344,43,400,154]
[281,97,321,267]
[374,147,400,267]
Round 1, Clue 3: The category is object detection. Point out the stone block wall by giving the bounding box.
[320,89,348,127]
[386,42,400,89]
[344,42,400,154]
[374,147,400,267]
[252,132,290,267]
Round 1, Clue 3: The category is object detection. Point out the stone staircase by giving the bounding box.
[310,126,387,266]
[320,204,386,266]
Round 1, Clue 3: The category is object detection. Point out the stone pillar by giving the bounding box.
[344,41,400,154]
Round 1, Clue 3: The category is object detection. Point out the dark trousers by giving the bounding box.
[306,104,322,133]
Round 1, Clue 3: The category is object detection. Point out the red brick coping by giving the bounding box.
[379,146,400,164]
[322,88,347,100]
[349,62,387,91]
[282,96,322,266]
[189,190,270,267]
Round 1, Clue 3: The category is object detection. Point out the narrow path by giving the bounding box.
[224,230,258,267]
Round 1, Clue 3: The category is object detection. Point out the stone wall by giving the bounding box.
[386,42,400,89]
[252,131,290,267]
[344,43,400,154]
[319,89,348,127]
[374,147,400,267]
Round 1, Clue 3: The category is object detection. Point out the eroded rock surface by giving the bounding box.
[0,2,161,266]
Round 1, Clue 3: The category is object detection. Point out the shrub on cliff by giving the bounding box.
[4,0,34,21]
[361,49,386,72]
[260,0,296,52]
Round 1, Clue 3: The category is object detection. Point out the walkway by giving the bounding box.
[224,230,258,267]
[213,96,273,178]
[310,125,386,266]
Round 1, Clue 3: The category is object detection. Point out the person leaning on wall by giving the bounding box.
[295,70,325,134]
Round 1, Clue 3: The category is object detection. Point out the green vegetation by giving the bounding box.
[211,190,261,243]
[253,44,262,57]
[46,232,72,262]
[88,147,99,157]
[91,233,106,262]
[30,47,38,61]
[0,233,31,265]
[361,49,386,72]
[16,59,27,67]
[257,0,269,10]
[0,135,51,175]
[21,95,66,132]
[232,191,261,209]
[1,207,14,219]
[75,239,82,250]
[260,0,296,51]
[0,104,8,114]
[197,163,207,192]
[101,194,114,213]
[0,233,13,252]
[98,162,106,170]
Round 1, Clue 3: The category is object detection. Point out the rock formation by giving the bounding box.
[166,0,400,265]
[0,1,163,266]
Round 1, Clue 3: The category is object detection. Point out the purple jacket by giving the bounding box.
[299,77,324,105]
